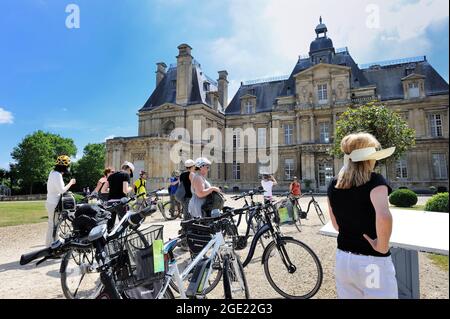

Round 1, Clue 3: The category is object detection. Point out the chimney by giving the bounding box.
[176,44,193,106]
[218,70,229,109]
[156,62,167,87]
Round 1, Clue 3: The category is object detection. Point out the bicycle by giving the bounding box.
[278,191,327,228]
[230,200,323,299]
[21,196,172,299]
[132,189,182,221]
[157,207,250,299]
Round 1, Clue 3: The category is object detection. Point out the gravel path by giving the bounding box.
[0,195,447,299]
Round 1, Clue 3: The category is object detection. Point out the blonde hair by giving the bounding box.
[335,133,381,189]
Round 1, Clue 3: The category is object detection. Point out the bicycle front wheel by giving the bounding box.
[314,203,327,225]
[223,254,250,299]
[60,248,103,299]
[161,202,181,220]
[263,238,323,299]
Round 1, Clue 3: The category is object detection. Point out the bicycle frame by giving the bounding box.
[158,230,242,299]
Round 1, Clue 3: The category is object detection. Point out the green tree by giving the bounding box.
[73,143,106,191]
[11,131,77,194]
[331,102,416,163]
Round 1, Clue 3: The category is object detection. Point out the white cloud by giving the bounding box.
[104,135,115,141]
[0,108,14,124]
[199,0,448,98]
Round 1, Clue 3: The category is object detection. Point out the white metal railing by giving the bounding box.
[243,75,290,86]
[360,56,426,69]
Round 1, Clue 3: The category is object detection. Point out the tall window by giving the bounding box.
[317,84,328,104]
[245,101,253,114]
[318,162,334,188]
[432,154,448,179]
[233,161,241,180]
[396,157,408,179]
[319,122,330,143]
[233,131,241,149]
[285,124,294,145]
[285,159,295,180]
[430,114,443,137]
[408,82,420,98]
[258,128,267,147]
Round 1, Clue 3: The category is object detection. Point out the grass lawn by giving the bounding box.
[427,254,449,272]
[0,201,47,227]
[390,205,425,211]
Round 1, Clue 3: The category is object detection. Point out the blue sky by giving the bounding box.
[0,0,448,169]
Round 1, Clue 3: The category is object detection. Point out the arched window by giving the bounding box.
[163,120,175,136]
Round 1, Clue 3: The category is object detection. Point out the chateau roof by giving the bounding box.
[140,62,223,113]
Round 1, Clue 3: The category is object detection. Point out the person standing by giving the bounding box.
[189,158,221,218]
[134,170,148,201]
[290,176,302,197]
[261,174,278,203]
[45,155,76,247]
[93,167,115,202]
[168,170,181,217]
[107,161,135,231]
[179,159,196,220]
[327,132,398,299]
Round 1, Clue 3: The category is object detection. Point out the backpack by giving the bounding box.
[201,192,225,217]
[175,181,186,203]
[72,204,110,236]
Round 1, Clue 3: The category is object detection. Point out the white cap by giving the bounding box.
[122,161,135,172]
[195,157,212,168]
[185,159,195,168]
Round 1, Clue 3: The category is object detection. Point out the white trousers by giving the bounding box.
[335,249,398,299]
[45,202,58,247]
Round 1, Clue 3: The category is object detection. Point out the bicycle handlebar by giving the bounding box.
[20,240,91,266]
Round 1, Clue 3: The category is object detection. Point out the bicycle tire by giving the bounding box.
[161,201,181,220]
[263,238,323,299]
[314,203,327,225]
[60,248,103,299]
[223,254,250,299]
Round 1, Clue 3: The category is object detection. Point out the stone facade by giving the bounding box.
[106,20,449,193]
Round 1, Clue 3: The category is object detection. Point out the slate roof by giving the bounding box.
[226,80,287,115]
[140,64,224,113]
[362,60,449,101]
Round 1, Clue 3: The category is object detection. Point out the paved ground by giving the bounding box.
[0,195,447,299]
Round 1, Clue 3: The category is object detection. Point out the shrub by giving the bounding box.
[389,189,418,208]
[425,193,449,213]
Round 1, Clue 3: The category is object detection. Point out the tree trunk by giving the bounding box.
[29,183,33,195]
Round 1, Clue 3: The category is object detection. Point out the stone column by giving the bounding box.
[296,114,301,144]
[310,115,315,143]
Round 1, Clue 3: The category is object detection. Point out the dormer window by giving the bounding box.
[171,80,177,88]
[245,101,253,114]
[286,87,292,95]
[408,82,420,98]
[203,81,210,92]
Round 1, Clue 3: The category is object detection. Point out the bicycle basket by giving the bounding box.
[276,200,297,225]
[185,227,213,255]
[106,225,167,290]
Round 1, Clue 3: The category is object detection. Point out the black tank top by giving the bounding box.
[327,173,393,257]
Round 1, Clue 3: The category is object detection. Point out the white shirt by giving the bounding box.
[261,180,274,198]
[46,171,70,205]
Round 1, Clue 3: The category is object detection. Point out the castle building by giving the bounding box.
[106,19,449,192]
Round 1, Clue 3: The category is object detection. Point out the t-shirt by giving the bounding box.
[291,182,301,196]
[108,171,131,200]
[47,170,71,206]
[327,173,393,257]
[134,178,147,196]
[169,177,179,195]
[179,171,193,199]
[261,180,274,198]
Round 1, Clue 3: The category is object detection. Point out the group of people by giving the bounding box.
[45,132,398,299]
